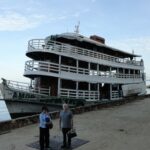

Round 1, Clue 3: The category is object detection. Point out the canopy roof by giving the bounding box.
[46,32,141,58]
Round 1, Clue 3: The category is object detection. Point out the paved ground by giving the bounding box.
[0,98,150,150]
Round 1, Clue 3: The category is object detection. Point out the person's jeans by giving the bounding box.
[39,127,49,150]
[62,128,71,147]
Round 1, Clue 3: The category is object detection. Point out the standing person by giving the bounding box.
[39,106,51,150]
[59,103,73,149]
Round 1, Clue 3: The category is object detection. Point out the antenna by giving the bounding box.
[74,21,80,34]
[132,49,136,60]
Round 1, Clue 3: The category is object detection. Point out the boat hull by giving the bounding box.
[5,100,62,118]
[122,82,146,97]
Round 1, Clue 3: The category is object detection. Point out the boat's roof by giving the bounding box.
[55,32,141,57]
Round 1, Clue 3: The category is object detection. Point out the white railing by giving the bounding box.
[110,73,142,79]
[27,39,143,67]
[25,60,142,79]
[60,88,99,101]
[5,79,50,96]
[6,80,30,91]
[111,91,122,100]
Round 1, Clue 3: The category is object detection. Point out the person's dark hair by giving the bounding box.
[42,106,48,111]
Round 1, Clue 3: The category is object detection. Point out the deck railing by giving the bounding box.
[111,91,122,100]
[27,39,143,67]
[5,79,50,96]
[25,60,142,79]
[60,88,99,101]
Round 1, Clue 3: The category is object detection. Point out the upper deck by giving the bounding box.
[45,32,140,58]
[26,38,144,70]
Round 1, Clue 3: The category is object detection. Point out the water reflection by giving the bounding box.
[147,88,150,94]
[0,100,11,122]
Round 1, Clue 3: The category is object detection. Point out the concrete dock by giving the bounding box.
[0,97,150,150]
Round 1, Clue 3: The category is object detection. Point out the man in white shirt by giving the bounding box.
[59,103,73,149]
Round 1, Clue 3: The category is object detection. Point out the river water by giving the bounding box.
[0,100,11,122]
[146,88,150,94]
[0,90,11,122]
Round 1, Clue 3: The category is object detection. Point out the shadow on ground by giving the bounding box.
[27,135,89,150]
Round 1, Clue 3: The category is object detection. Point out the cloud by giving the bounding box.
[0,0,91,31]
[48,15,67,22]
[46,9,90,23]
[108,37,150,54]
[0,9,87,31]
[108,37,150,79]
[0,11,46,31]
[71,8,90,18]
[91,0,96,3]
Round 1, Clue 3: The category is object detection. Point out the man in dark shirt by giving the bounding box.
[59,103,73,149]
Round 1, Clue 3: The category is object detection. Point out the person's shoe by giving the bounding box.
[45,146,51,150]
[66,145,72,150]
[61,145,66,149]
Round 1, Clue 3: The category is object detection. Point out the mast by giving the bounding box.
[74,21,80,34]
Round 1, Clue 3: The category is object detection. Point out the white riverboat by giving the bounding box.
[0,29,146,115]
[24,31,146,100]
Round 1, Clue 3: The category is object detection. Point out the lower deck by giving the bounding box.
[0,77,146,102]
[33,76,127,101]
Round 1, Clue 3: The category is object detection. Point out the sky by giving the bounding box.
[0,0,150,83]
